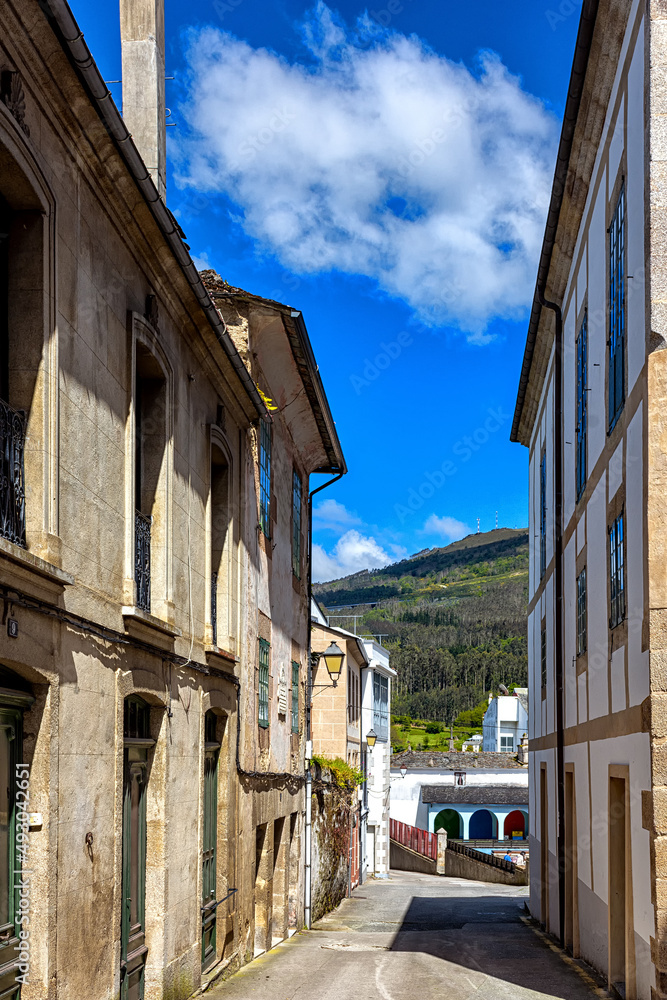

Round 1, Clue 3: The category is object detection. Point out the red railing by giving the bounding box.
[390,819,437,860]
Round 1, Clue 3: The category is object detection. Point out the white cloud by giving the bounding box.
[175,4,557,337]
[422,514,470,543]
[312,529,393,581]
[313,499,362,532]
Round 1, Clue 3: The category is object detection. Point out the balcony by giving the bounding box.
[0,399,26,548]
[134,510,152,612]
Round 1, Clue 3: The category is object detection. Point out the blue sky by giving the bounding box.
[69,0,581,580]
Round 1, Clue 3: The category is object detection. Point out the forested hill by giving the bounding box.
[312,528,529,724]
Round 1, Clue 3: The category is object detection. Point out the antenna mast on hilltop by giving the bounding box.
[476,518,480,534]
[495,510,498,530]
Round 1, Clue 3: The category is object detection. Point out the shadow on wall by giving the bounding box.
[388,896,574,999]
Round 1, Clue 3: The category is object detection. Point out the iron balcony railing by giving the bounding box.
[210,570,218,647]
[134,510,152,611]
[0,398,26,547]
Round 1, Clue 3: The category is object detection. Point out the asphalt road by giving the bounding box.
[205,871,606,1000]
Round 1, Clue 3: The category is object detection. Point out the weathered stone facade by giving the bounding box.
[0,3,345,1000]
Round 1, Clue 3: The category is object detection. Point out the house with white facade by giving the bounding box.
[360,640,395,879]
[510,2,667,996]
[482,689,529,753]
[390,751,528,842]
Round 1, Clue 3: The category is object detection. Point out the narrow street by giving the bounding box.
[206,872,603,1000]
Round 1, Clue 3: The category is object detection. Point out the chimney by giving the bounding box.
[120,0,166,198]
[518,733,529,765]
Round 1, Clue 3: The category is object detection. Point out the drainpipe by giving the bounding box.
[538,288,565,949]
[305,471,344,929]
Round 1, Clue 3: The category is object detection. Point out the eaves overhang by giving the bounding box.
[204,282,347,476]
[510,0,600,446]
[37,0,268,424]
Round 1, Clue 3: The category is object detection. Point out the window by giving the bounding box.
[454,771,466,786]
[372,673,389,741]
[576,312,588,500]
[500,736,514,753]
[540,448,547,579]
[292,470,302,578]
[291,661,299,733]
[134,344,168,613]
[609,511,625,628]
[259,420,271,537]
[609,185,626,431]
[258,639,270,728]
[577,567,587,655]
[541,625,547,692]
[210,443,230,648]
[0,193,26,548]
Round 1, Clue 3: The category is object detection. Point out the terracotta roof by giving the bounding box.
[390,750,527,770]
[421,784,528,805]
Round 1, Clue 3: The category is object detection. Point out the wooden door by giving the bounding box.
[202,713,220,969]
[121,750,148,1000]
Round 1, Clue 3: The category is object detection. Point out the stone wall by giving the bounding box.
[310,773,355,922]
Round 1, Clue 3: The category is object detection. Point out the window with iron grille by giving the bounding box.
[609,185,625,431]
[576,567,587,656]
[541,625,547,691]
[291,661,299,733]
[609,512,625,629]
[540,449,547,579]
[259,420,271,537]
[292,471,302,578]
[576,313,588,500]
[258,639,270,728]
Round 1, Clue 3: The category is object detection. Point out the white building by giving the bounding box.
[360,639,395,879]
[390,751,528,842]
[482,689,528,753]
[510,2,667,996]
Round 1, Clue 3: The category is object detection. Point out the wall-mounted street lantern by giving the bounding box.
[366,729,377,749]
[312,641,345,684]
[400,766,407,778]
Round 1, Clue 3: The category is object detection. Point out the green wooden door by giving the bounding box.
[202,712,219,969]
[121,698,152,1000]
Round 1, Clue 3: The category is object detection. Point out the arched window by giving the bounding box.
[210,444,230,648]
[0,142,52,551]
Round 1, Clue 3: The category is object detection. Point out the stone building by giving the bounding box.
[0,1,345,999]
[511,1,667,996]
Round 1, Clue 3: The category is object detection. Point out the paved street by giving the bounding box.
[206,871,605,1000]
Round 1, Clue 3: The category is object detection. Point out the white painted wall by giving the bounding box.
[525,8,653,994]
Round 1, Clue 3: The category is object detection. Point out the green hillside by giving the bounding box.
[313,528,528,724]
